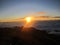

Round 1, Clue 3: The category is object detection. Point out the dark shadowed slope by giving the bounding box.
[0,26,60,45]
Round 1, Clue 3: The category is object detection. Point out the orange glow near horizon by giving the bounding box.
[24,17,34,23]
[25,17,33,23]
[22,17,34,31]
[23,17,34,28]
[0,16,60,22]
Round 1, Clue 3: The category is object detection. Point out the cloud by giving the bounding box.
[36,12,46,14]
[53,16,60,18]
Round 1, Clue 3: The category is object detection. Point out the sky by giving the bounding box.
[0,0,60,21]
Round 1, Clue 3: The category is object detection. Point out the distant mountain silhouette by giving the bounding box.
[53,16,60,18]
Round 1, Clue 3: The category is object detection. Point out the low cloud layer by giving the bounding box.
[36,12,46,14]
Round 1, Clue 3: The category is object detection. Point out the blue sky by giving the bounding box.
[0,0,60,20]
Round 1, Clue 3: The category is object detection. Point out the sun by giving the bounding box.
[25,17,32,23]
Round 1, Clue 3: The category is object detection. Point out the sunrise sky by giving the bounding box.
[0,0,60,22]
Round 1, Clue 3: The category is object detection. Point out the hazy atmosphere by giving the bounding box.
[0,0,60,22]
[0,0,60,45]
